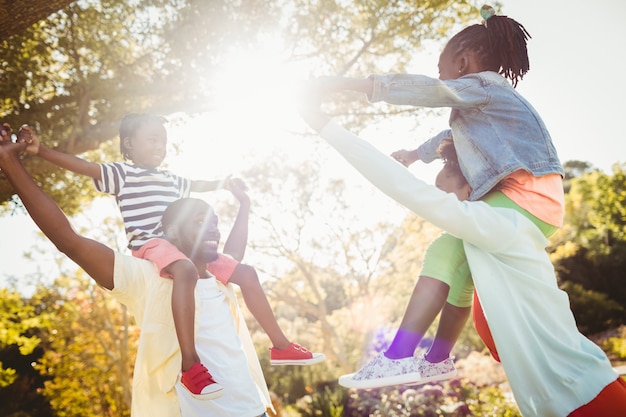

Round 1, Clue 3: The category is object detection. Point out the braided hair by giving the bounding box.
[446,7,531,87]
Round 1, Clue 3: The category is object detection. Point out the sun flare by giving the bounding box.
[165,38,312,180]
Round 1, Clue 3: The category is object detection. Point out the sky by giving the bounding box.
[498,0,626,173]
[2,0,626,290]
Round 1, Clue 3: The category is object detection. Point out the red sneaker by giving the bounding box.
[180,362,224,400]
[269,342,326,365]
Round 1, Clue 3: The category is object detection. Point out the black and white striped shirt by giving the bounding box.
[95,162,192,250]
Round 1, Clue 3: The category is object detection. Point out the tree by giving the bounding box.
[0,0,75,40]
[231,148,485,402]
[0,289,54,417]
[0,289,46,387]
[551,163,626,334]
[0,0,278,209]
[1,0,475,210]
[35,272,137,417]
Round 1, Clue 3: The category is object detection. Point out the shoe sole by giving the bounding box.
[270,353,326,366]
[188,385,224,401]
[403,369,458,386]
[338,371,424,389]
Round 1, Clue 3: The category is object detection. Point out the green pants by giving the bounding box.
[420,191,558,307]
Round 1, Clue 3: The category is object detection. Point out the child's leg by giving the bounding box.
[134,240,201,370]
[227,263,290,349]
[426,302,471,363]
[385,275,450,359]
[386,233,471,360]
[134,238,222,399]
[165,259,202,371]
[208,254,324,365]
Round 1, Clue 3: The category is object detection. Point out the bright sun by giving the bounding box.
[165,38,312,181]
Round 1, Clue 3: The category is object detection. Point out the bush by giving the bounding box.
[286,378,520,417]
[604,337,626,360]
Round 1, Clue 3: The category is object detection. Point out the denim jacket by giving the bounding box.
[368,71,564,201]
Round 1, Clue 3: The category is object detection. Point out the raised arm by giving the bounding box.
[21,125,102,180]
[221,178,251,261]
[0,141,115,290]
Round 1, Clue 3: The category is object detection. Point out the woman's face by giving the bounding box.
[435,165,471,201]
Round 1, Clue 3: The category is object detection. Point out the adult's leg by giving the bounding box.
[567,377,626,417]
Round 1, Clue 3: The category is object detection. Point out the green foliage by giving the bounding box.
[0,287,56,416]
[551,164,626,333]
[603,337,626,360]
[0,289,48,387]
[291,384,346,417]
[560,282,624,335]
[35,272,137,417]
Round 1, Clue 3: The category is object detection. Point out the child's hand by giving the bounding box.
[225,177,250,205]
[391,149,419,167]
[0,123,13,143]
[16,125,40,155]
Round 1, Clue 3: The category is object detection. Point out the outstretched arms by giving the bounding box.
[20,125,102,180]
[0,141,115,290]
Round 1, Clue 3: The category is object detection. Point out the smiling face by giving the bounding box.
[122,118,168,169]
[162,199,221,265]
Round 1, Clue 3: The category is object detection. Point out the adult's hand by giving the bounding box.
[16,125,40,154]
[0,123,13,143]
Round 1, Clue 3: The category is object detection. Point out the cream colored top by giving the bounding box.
[110,252,271,417]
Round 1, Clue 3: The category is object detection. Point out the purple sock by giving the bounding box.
[384,329,423,359]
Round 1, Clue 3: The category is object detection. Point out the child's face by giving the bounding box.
[124,121,167,168]
[435,165,471,201]
[437,45,460,81]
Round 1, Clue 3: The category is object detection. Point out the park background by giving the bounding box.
[1,0,625,415]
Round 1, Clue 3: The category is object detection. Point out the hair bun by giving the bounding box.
[480,5,496,21]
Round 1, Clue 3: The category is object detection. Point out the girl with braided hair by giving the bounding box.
[319,5,566,389]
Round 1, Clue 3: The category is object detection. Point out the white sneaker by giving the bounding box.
[406,355,457,385]
[338,352,422,389]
